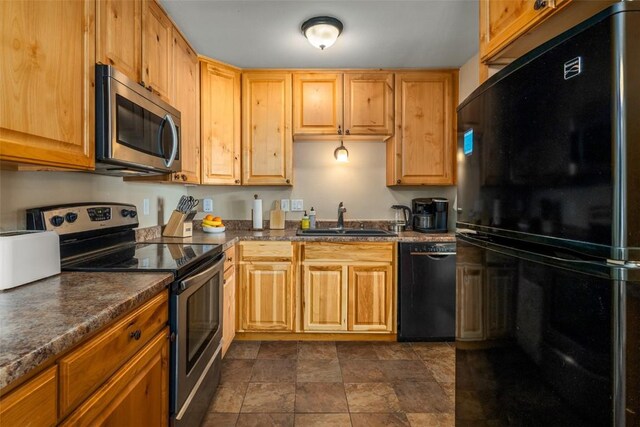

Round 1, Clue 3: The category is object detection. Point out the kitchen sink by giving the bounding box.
[296,228,397,237]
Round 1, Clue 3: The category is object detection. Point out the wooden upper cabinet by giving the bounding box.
[344,73,394,136]
[0,0,95,170]
[293,73,343,136]
[242,72,292,185]
[96,0,142,82]
[171,30,200,184]
[200,61,241,185]
[479,0,614,64]
[142,0,173,103]
[388,71,457,186]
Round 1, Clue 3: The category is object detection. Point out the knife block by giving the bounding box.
[163,210,196,238]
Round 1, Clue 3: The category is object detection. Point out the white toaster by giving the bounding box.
[0,230,60,290]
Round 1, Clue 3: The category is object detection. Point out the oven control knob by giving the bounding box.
[121,209,130,217]
[65,212,78,223]
[50,215,65,227]
[129,210,137,218]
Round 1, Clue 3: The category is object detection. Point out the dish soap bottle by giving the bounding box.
[309,207,317,229]
[301,211,310,230]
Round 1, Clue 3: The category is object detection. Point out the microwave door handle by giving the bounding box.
[165,114,178,167]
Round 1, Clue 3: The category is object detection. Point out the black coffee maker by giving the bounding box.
[412,198,449,232]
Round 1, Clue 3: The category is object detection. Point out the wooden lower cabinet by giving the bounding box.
[303,265,347,331]
[222,244,237,357]
[61,328,169,427]
[456,265,485,341]
[300,242,395,334]
[348,265,393,332]
[240,263,294,332]
[0,366,57,427]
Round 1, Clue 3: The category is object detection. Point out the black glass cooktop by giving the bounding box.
[63,242,223,278]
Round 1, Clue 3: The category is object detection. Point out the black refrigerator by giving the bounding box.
[455,3,639,426]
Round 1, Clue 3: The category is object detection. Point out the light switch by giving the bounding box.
[291,199,304,212]
[280,199,290,212]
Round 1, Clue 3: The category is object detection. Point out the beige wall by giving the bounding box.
[459,53,480,105]
[0,170,186,230]
[188,141,456,225]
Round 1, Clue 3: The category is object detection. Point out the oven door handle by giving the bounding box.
[177,255,225,294]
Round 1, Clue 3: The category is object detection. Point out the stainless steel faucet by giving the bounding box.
[337,202,347,229]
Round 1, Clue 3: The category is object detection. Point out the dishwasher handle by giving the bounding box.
[409,252,456,257]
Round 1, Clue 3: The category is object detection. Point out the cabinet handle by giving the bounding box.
[533,0,547,10]
[130,329,142,340]
[337,125,342,135]
[228,257,233,262]
[345,129,350,135]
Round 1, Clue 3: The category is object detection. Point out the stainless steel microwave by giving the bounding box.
[95,64,181,176]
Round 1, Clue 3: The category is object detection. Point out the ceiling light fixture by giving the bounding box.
[334,141,349,162]
[301,16,343,50]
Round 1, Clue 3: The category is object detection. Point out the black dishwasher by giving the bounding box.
[398,242,456,341]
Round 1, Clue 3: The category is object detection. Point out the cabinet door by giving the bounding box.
[96,0,142,82]
[0,0,95,170]
[201,62,241,185]
[390,72,457,185]
[0,366,57,427]
[222,269,236,357]
[142,0,172,103]
[480,0,553,63]
[456,265,484,341]
[240,264,293,331]
[171,30,200,184]
[293,73,343,135]
[347,265,393,332]
[485,267,514,339]
[303,265,347,331]
[242,72,292,185]
[344,73,393,136]
[61,329,169,427]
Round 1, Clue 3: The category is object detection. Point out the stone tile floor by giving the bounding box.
[201,341,455,427]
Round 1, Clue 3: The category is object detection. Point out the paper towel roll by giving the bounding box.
[252,197,263,229]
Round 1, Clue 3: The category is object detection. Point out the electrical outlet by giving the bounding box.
[280,199,290,212]
[291,199,304,212]
[203,198,213,213]
[143,198,150,215]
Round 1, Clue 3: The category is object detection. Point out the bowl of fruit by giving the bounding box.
[202,215,225,233]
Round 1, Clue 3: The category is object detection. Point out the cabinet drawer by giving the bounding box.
[58,291,168,416]
[0,366,57,427]
[224,245,236,272]
[302,242,393,263]
[240,242,292,261]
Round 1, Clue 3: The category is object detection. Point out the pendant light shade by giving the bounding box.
[334,141,349,162]
[301,16,343,50]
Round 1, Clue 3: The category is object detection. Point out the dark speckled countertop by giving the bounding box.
[0,272,173,391]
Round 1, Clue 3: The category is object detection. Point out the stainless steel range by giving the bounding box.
[27,203,224,427]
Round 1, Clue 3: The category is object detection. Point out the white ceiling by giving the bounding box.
[160,0,479,69]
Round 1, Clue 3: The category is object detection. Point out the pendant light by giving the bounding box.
[334,141,349,162]
[301,16,343,50]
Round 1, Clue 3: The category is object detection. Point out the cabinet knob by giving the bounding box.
[174,173,180,180]
[129,329,142,341]
[397,179,401,184]
[337,125,342,135]
[235,179,240,184]
[533,0,547,10]
[286,179,290,184]
[345,129,350,135]
[182,174,187,181]
[228,257,232,263]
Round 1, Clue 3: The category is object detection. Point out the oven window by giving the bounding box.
[186,274,220,372]
[115,94,180,160]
